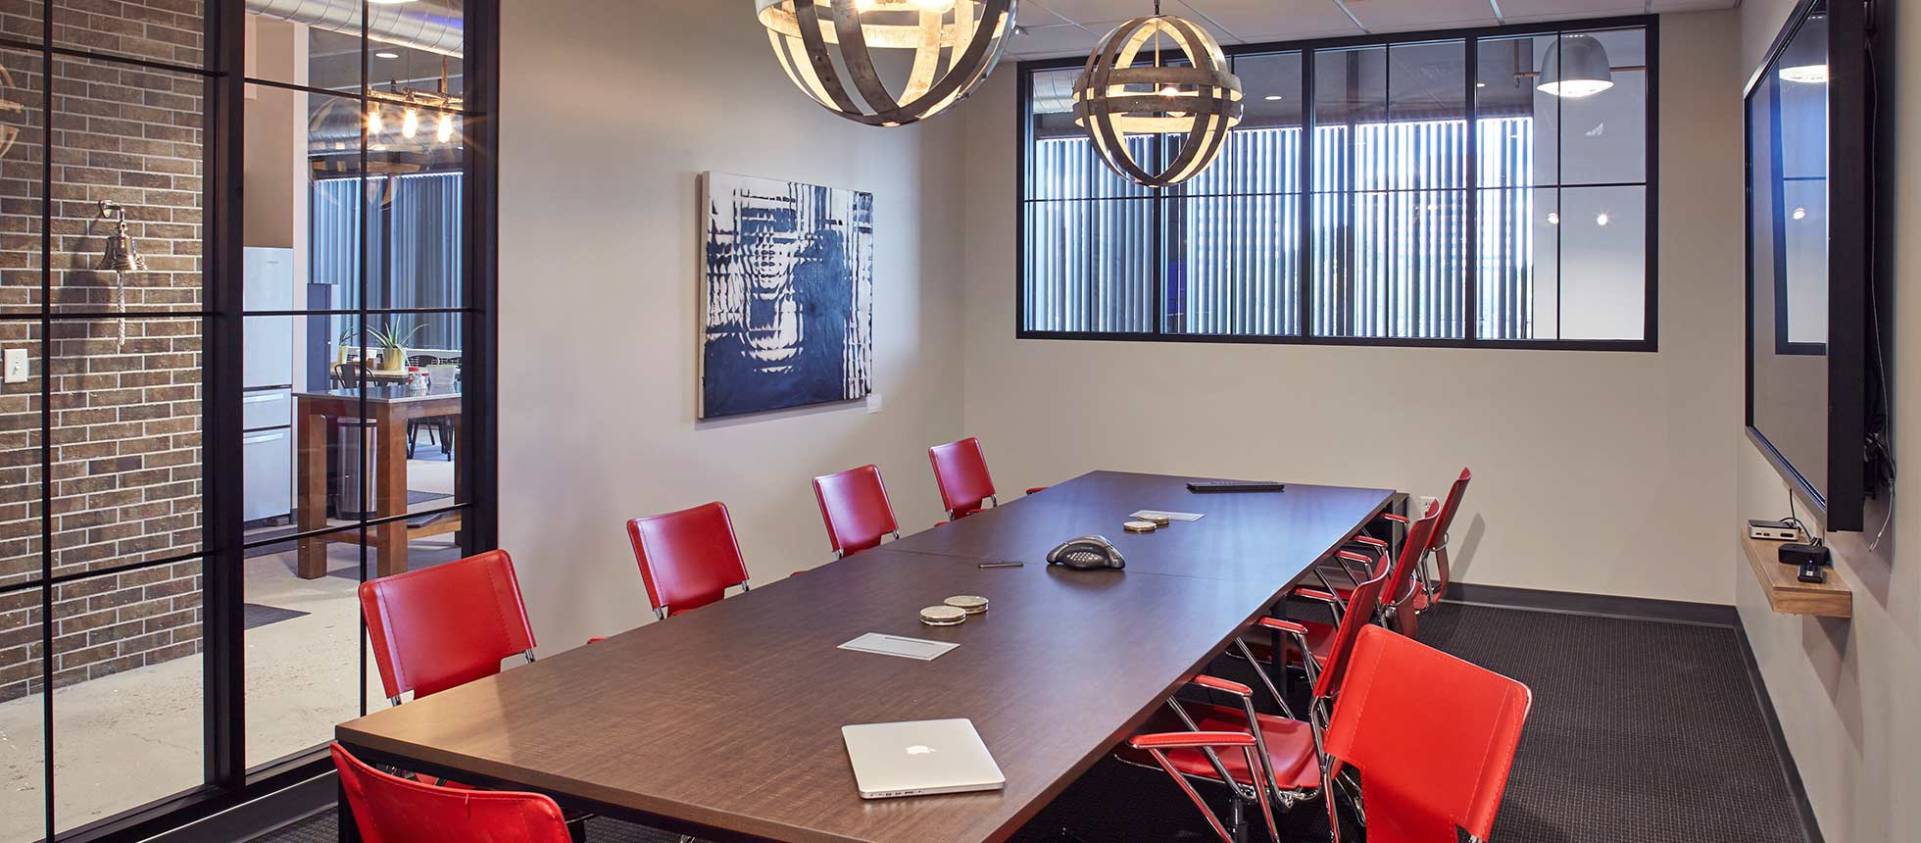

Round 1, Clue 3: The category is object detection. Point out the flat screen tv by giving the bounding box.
[1744,0,1883,532]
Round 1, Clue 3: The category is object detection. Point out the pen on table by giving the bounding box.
[978,561,1024,569]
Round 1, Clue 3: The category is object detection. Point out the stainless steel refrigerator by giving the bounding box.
[242,247,295,525]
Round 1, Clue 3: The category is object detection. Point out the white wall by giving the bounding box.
[1734,0,1921,839]
[496,0,967,649]
[948,11,1746,604]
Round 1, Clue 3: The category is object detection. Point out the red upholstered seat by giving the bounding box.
[626,501,751,619]
[332,744,572,843]
[1323,627,1532,843]
[929,437,998,520]
[812,464,901,556]
[359,549,537,702]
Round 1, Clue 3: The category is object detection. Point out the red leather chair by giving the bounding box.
[331,744,573,843]
[928,438,998,520]
[359,549,538,705]
[1320,626,1532,843]
[927,437,1048,521]
[626,501,751,620]
[1412,468,1472,612]
[1304,508,1442,639]
[1117,567,1395,843]
[812,465,900,557]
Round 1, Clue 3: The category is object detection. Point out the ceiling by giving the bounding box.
[1008,0,1737,58]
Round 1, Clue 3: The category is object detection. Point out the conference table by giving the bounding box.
[334,471,1393,842]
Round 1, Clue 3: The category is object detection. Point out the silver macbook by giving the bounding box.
[841,719,1006,799]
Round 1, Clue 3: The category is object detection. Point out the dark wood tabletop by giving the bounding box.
[335,471,1392,843]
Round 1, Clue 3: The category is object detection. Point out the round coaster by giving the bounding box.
[944,595,989,615]
[1123,520,1158,533]
[1140,513,1171,527]
[920,605,968,626]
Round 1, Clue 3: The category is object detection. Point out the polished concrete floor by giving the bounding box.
[0,456,454,842]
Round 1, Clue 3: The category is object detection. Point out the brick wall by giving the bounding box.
[0,1,205,702]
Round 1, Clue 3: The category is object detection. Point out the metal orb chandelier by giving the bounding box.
[1073,6,1243,187]
[756,0,1017,127]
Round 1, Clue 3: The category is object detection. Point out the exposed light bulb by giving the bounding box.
[1547,212,1561,225]
[910,0,956,10]
[402,107,419,139]
[1595,212,1610,226]
[437,111,455,143]
[366,106,383,135]
[1792,206,1807,220]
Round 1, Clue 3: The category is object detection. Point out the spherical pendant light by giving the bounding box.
[757,0,1016,127]
[1073,12,1242,187]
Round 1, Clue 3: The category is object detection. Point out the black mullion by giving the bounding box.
[1465,37,1479,341]
[1555,31,1564,340]
[0,548,210,598]
[357,0,372,722]
[1300,49,1314,338]
[204,0,247,791]
[466,0,500,555]
[37,4,53,839]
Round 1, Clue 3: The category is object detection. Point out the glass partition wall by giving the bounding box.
[0,3,496,841]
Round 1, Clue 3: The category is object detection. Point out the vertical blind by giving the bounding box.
[1027,117,1534,339]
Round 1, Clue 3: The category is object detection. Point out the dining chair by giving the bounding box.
[626,501,752,620]
[1320,626,1532,843]
[1113,564,1394,841]
[927,437,1049,521]
[359,548,537,705]
[1306,508,1442,639]
[331,743,574,843]
[812,464,900,557]
[1411,468,1472,612]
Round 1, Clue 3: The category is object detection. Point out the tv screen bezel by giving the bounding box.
[1742,0,1871,532]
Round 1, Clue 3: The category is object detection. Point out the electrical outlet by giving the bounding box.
[1416,495,1439,516]
[3,348,25,385]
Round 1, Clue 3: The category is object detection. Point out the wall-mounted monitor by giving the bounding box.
[1744,0,1880,531]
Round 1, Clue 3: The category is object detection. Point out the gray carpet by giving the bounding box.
[261,604,1812,843]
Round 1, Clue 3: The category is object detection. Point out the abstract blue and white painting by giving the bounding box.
[699,172,874,419]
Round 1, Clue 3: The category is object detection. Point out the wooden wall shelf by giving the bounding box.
[1739,530,1852,619]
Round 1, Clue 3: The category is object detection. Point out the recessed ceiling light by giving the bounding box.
[374,51,400,59]
[1475,81,1487,88]
[1264,94,1282,101]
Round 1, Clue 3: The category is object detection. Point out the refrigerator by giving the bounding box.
[242,247,295,525]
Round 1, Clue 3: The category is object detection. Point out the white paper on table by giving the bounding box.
[1132,510,1205,522]
[838,633,960,661]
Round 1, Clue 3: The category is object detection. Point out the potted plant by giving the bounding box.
[334,325,360,370]
[365,323,425,373]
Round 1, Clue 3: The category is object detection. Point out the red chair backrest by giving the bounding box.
[1323,626,1532,843]
[1427,468,1472,592]
[1384,510,1441,608]
[359,549,538,700]
[1311,565,1393,701]
[929,437,998,519]
[812,465,899,555]
[331,744,574,843]
[626,501,750,617]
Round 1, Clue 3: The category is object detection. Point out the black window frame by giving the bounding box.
[1014,15,1660,353]
[0,2,502,842]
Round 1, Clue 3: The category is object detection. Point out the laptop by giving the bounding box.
[841,719,1006,799]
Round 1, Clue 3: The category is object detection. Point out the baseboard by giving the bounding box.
[147,771,333,843]
[1445,582,1739,627]
[1733,621,1828,843]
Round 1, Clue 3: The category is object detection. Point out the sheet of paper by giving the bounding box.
[838,633,960,661]
[1132,510,1205,522]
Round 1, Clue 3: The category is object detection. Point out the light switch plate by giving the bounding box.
[3,348,25,385]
